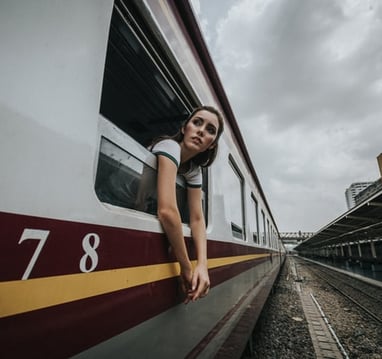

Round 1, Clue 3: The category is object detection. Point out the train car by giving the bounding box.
[0,1,285,358]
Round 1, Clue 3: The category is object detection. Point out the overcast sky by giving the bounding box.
[191,0,382,233]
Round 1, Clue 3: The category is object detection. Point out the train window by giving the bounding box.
[95,137,189,222]
[273,228,277,249]
[222,156,245,240]
[95,2,208,222]
[269,226,274,248]
[100,3,190,147]
[272,228,278,249]
[249,194,260,244]
[261,210,266,246]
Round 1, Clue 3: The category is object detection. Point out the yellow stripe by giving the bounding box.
[0,253,268,318]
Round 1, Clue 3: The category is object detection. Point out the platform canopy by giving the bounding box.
[295,187,382,251]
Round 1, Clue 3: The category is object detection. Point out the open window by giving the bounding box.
[94,1,206,223]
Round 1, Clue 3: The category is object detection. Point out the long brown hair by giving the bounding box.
[152,106,224,167]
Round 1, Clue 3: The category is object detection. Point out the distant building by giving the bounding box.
[345,182,373,209]
[378,153,382,176]
[345,153,382,209]
[354,178,382,205]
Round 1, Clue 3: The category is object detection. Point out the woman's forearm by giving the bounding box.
[158,207,191,269]
[190,219,208,265]
[189,218,210,301]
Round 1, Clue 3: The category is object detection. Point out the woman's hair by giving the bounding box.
[152,106,224,167]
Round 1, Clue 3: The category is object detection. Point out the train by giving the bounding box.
[0,1,285,358]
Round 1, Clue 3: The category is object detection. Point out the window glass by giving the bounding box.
[249,195,260,244]
[222,158,245,240]
[95,138,189,221]
[269,226,273,248]
[100,5,189,147]
[261,211,266,246]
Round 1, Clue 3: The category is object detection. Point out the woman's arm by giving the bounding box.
[187,187,210,302]
[156,156,193,296]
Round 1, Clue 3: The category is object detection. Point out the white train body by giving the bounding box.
[0,1,284,358]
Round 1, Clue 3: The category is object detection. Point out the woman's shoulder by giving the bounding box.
[151,139,180,167]
[151,138,180,150]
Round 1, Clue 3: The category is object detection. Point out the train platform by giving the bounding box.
[304,257,382,288]
[245,255,382,359]
[292,261,345,359]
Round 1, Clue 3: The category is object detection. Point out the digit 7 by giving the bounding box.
[18,229,50,280]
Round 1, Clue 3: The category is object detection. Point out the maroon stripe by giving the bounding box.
[0,259,266,358]
[0,211,170,280]
[1,278,179,359]
[207,239,268,258]
[0,211,269,281]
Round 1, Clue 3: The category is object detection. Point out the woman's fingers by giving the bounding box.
[189,280,210,301]
[201,283,210,297]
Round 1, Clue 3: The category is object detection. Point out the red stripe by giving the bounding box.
[0,211,271,357]
[0,211,268,281]
[0,211,169,280]
[1,278,178,359]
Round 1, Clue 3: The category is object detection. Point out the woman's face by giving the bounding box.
[181,110,220,154]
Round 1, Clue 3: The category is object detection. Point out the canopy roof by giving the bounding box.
[296,187,382,251]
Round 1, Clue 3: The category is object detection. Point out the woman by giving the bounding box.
[152,106,224,303]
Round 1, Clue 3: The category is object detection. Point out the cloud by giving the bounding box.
[197,0,382,231]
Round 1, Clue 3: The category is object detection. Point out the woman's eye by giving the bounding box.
[193,119,202,126]
[207,127,217,135]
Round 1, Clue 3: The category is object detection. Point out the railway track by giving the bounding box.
[251,256,382,358]
[295,258,382,325]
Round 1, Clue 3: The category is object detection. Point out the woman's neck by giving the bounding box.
[179,142,196,163]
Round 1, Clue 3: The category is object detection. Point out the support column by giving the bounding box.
[371,240,377,258]
[348,243,352,256]
[360,241,372,269]
[357,242,362,258]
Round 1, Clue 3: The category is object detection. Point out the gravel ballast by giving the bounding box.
[243,255,382,359]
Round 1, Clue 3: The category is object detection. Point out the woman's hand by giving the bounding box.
[185,263,210,303]
[179,262,193,302]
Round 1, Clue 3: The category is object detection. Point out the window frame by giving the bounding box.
[94,2,211,223]
[250,193,260,244]
[95,116,193,217]
[228,155,246,241]
[261,210,266,247]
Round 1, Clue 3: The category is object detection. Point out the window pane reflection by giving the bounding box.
[95,138,189,222]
